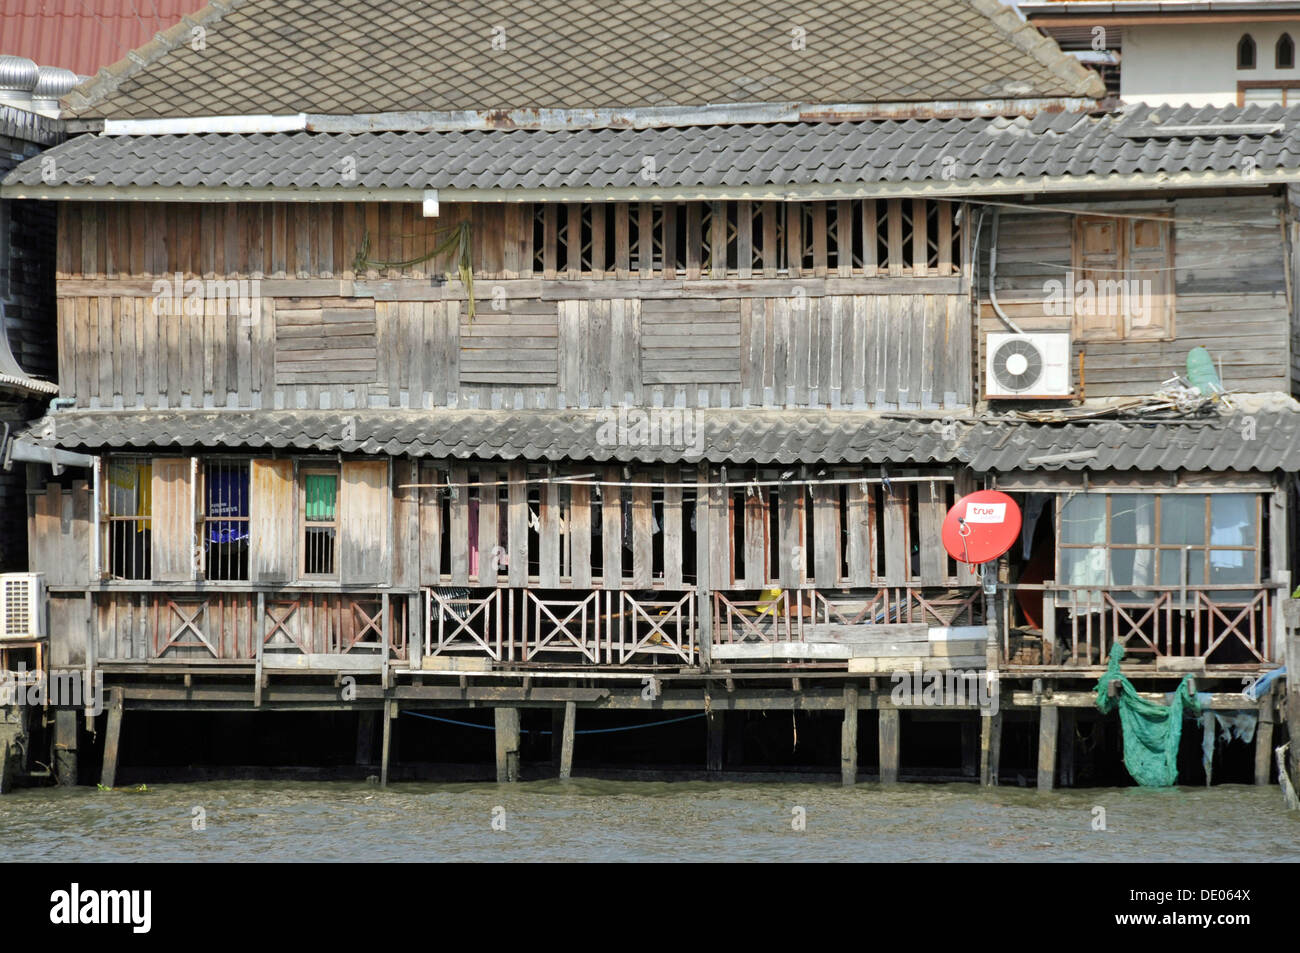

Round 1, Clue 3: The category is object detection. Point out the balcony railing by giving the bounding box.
[1009,583,1279,667]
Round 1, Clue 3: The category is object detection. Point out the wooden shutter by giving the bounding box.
[1073,216,1123,340]
[340,459,390,585]
[250,458,294,584]
[150,457,195,581]
[1125,217,1174,340]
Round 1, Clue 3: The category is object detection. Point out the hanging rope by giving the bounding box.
[352,220,476,318]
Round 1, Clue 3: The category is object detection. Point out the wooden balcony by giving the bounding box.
[1005,583,1282,670]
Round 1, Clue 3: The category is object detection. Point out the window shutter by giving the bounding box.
[1125,218,1174,340]
[250,458,294,584]
[340,460,390,586]
[150,457,195,582]
[1074,216,1123,340]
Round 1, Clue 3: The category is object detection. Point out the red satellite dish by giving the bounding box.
[941,490,1022,565]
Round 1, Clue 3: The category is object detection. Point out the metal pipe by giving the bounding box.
[988,208,1025,334]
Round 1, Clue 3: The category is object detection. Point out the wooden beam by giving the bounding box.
[841,682,859,785]
[1255,695,1274,786]
[1201,711,1215,787]
[559,700,576,781]
[1037,705,1058,791]
[980,710,1002,787]
[495,707,520,782]
[356,710,377,766]
[380,697,394,786]
[1058,708,1076,788]
[707,712,724,776]
[99,687,125,788]
[878,707,899,784]
[54,708,78,786]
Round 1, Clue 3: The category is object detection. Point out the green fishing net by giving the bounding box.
[1095,643,1201,787]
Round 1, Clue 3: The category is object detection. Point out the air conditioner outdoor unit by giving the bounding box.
[985,332,1072,399]
[0,573,45,640]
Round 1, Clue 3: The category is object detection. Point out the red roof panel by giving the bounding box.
[0,0,203,77]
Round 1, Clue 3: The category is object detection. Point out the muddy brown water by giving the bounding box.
[3,780,1298,862]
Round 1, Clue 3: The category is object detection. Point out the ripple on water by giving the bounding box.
[3,781,1297,862]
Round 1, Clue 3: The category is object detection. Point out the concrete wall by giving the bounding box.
[1122,22,1300,107]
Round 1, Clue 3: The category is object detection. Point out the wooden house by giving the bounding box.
[3,0,1299,786]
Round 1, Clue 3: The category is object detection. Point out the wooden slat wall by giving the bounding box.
[149,458,194,582]
[978,196,1290,398]
[340,460,390,586]
[28,481,91,587]
[55,199,972,411]
[249,458,295,583]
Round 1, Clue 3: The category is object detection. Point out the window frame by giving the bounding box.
[1236,79,1300,105]
[1277,33,1295,69]
[298,463,341,579]
[1238,33,1257,69]
[1070,212,1175,343]
[1055,491,1263,590]
[102,454,153,581]
[201,457,251,582]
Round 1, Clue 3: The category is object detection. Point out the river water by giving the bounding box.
[4,780,1298,862]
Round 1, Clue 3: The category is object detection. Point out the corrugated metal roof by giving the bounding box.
[7,103,1297,193]
[61,0,1103,119]
[23,408,1300,471]
[0,0,201,77]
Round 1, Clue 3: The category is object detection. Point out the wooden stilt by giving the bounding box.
[706,712,724,776]
[550,708,565,766]
[54,708,78,787]
[960,716,978,780]
[878,707,899,784]
[841,683,859,785]
[724,710,745,768]
[356,710,377,766]
[100,687,124,789]
[1201,711,1216,787]
[1255,697,1275,786]
[1037,705,1058,791]
[495,707,520,782]
[559,701,576,781]
[1058,709,1076,787]
[380,700,393,787]
[980,710,1002,786]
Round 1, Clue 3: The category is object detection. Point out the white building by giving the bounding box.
[1021,0,1300,106]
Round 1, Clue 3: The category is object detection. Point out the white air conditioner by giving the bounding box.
[0,573,45,640]
[985,332,1072,399]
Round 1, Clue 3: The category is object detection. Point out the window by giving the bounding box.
[1057,493,1260,598]
[1238,34,1257,69]
[1071,214,1173,342]
[300,467,339,576]
[104,457,152,580]
[527,199,962,278]
[203,460,249,581]
[1237,80,1300,105]
[1279,33,1295,69]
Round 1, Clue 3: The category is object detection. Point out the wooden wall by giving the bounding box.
[54,200,972,412]
[978,195,1291,398]
[30,456,964,594]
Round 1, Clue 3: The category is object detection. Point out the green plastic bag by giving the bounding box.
[1095,643,1200,787]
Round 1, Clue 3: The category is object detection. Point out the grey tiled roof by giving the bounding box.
[64,0,1102,119]
[9,104,1298,193]
[24,408,1300,472]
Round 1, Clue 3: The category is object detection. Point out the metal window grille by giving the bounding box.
[302,468,339,576]
[104,456,152,580]
[204,460,250,581]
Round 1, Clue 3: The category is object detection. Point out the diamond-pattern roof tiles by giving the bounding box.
[64,0,1103,119]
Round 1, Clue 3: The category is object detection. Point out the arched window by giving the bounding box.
[1239,33,1257,69]
[1278,33,1295,69]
